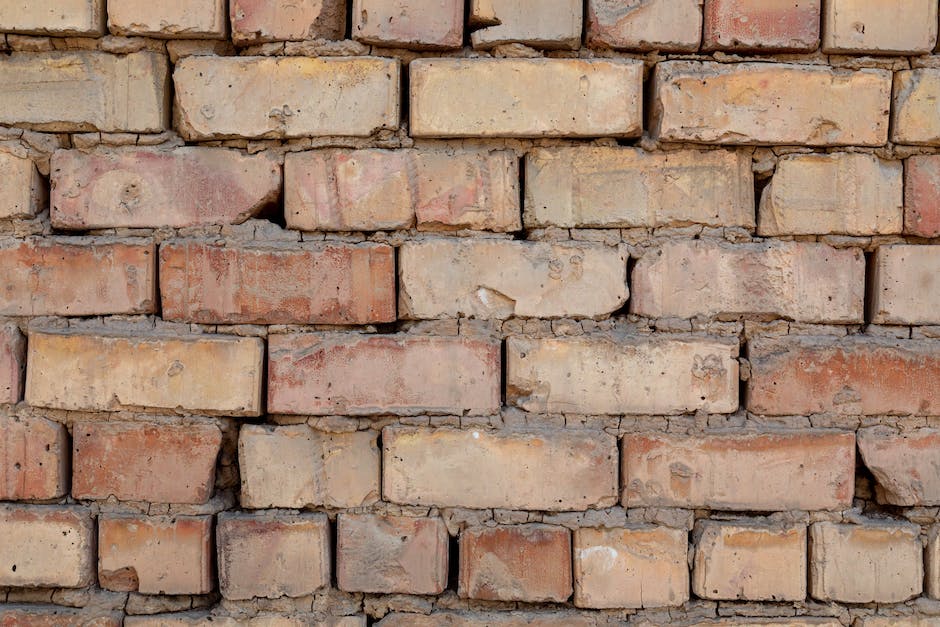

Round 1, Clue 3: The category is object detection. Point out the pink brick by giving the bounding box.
[0,416,68,500]
[857,426,940,506]
[0,324,24,404]
[231,0,346,44]
[905,155,940,237]
[703,0,821,52]
[352,0,463,49]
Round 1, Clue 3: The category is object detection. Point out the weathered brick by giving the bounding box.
[692,522,806,601]
[0,151,45,219]
[231,0,346,44]
[0,324,25,405]
[400,239,629,319]
[747,336,940,416]
[810,521,922,603]
[108,0,227,38]
[894,70,940,145]
[337,514,448,595]
[0,0,105,35]
[652,61,891,146]
[857,426,940,506]
[703,0,821,52]
[507,336,739,415]
[822,0,937,54]
[858,619,940,627]
[573,526,688,609]
[26,330,264,415]
[622,431,855,510]
[51,148,281,229]
[524,147,754,229]
[268,334,499,415]
[383,426,618,510]
[99,515,213,595]
[128,616,364,627]
[758,153,903,236]
[905,155,940,237]
[352,0,463,48]
[929,526,940,600]
[0,415,67,500]
[470,0,581,49]
[218,512,330,601]
[239,425,380,509]
[664,620,840,627]
[0,506,94,588]
[0,51,169,133]
[378,613,598,627]
[871,244,940,325]
[631,240,864,323]
[587,0,702,51]
[410,58,643,138]
[459,524,571,602]
[0,607,120,627]
[0,238,156,316]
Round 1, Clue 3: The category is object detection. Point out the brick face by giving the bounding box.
[108,0,228,38]
[0,506,95,588]
[0,151,45,219]
[894,69,940,145]
[0,415,68,500]
[470,0,581,50]
[230,0,346,44]
[905,155,940,236]
[0,0,106,35]
[352,0,463,49]
[857,427,940,506]
[871,245,940,325]
[587,0,702,51]
[703,0,821,52]
[822,0,938,54]
[0,324,25,405]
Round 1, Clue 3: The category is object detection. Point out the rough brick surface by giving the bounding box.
[0,608,120,627]
[703,0,821,52]
[352,0,463,49]
[108,0,228,38]
[0,324,25,405]
[822,0,938,54]
[0,151,45,219]
[230,0,345,44]
[905,154,940,236]
[470,0,581,50]
[0,415,68,500]
[857,427,940,506]
[871,245,940,325]
[587,0,702,51]
[929,526,940,600]
[0,0,105,35]
[379,613,598,627]
[894,69,940,145]
[128,616,364,627]
[0,506,95,588]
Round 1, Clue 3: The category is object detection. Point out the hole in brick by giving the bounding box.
[446,531,460,592]
[863,249,877,325]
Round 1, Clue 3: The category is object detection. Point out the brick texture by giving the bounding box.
[230,0,345,44]
[871,244,940,325]
[0,0,106,35]
[0,415,68,500]
[895,69,940,145]
[0,151,45,219]
[822,0,937,54]
[470,0,581,50]
[857,427,940,506]
[0,506,95,588]
[108,0,228,38]
[905,154,940,236]
[0,324,25,405]
[703,0,821,52]
[587,0,702,51]
[352,0,463,49]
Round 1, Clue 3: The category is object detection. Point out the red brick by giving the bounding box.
[231,0,346,44]
[857,426,940,506]
[0,324,24,405]
[0,506,95,588]
[159,241,395,325]
[905,155,940,237]
[703,0,821,52]
[0,607,120,627]
[0,415,68,500]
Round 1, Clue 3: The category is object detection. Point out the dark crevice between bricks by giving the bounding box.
[344,0,354,41]
[499,336,507,407]
[737,334,748,413]
[863,250,877,325]
[514,153,526,240]
[399,59,410,134]
[329,509,340,590]
[447,530,460,593]
[753,167,772,228]
[462,0,474,48]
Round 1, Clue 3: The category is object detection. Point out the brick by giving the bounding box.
[573,526,688,609]
[400,239,629,319]
[128,616,364,627]
[159,241,396,325]
[0,238,156,316]
[587,0,702,51]
[0,0,105,35]
[905,155,940,236]
[758,153,903,236]
[669,621,840,627]
[857,426,940,506]
[0,506,94,588]
[822,0,937,54]
[26,330,264,415]
[268,334,499,415]
[410,58,643,138]
[337,514,448,594]
[459,524,571,602]
[231,0,346,44]
[0,416,67,500]
[929,525,940,600]
[652,61,891,146]
[894,70,940,145]
[0,324,25,404]
[378,613,599,627]
[0,607,120,627]
[692,522,806,601]
[747,336,940,416]
[871,244,940,325]
[858,619,940,627]
[703,0,821,52]
[72,420,221,504]
[470,0,581,50]
[352,0,463,49]
[0,51,169,133]
[175,56,399,140]
[108,0,227,38]
[631,240,864,323]
[524,147,754,229]
[506,336,739,415]
[383,426,618,510]
[218,512,329,600]
[622,431,855,510]
[51,148,281,229]
[0,151,44,219]
[99,515,213,595]
[809,521,922,603]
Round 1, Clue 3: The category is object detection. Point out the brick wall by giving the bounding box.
[0,1,938,625]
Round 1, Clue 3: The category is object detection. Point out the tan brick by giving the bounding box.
[0,51,169,133]
[525,147,753,229]
[383,426,618,510]
[231,0,346,44]
[0,238,156,316]
[0,151,44,219]
[459,524,571,602]
[894,70,940,145]
[0,0,105,35]
[0,608,120,627]
[871,244,940,325]
[857,426,940,506]
[905,155,940,237]
[692,522,806,601]
[703,0,821,52]
[507,336,739,415]
[352,0,463,48]
[470,0,581,49]
[758,153,903,236]
[337,514,448,594]
[631,240,864,323]
[51,148,280,229]
[622,431,855,510]
[175,56,400,140]
[218,512,329,600]
[108,0,227,38]
[929,525,940,600]
[822,0,937,54]
[128,617,364,627]
[662,621,840,627]
[0,324,25,405]
[587,0,702,51]
[378,613,599,627]
[809,521,922,603]
[238,425,380,509]
[574,526,688,609]
[653,61,891,146]
[268,333,499,415]
[410,58,643,138]
[26,330,264,416]
[0,416,67,500]
[858,619,940,627]
[0,506,94,588]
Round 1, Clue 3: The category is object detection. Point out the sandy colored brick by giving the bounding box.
[905,155,940,237]
[26,330,264,416]
[0,608,120,627]
[51,148,281,229]
[0,416,67,500]
[352,0,463,48]
[822,0,937,54]
[0,51,169,133]
[410,58,643,138]
[0,0,105,35]
[378,613,599,627]
[383,426,618,510]
[703,0,821,52]
[0,324,25,405]
[622,431,855,510]
[470,0,581,49]
[857,426,940,506]
[871,244,940,325]
[656,620,841,627]
[0,506,94,588]
[747,336,940,416]
[693,522,806,601]
[631,239,864,323]
[858,619,940,627]
[109,0,227,38]
[653,61,891,146]
[337,514,448,594]
[587,0,702,51]
[239,425,380,509]
[507,336,739,415]
[268,333,499,415]
[218,512,329,601]
[524,147,754,229]
[175,56,399,140]
[128,616,364,627]
[231,0,346,44]
[894,70,940,145]
[810,521,922,603]
[758,152,902,236]
[0,151,44,219]
[460,524,571,602]
[574,526,688,609]
[929,526,940,600]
